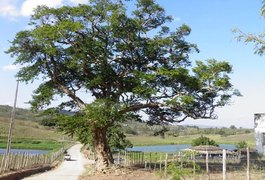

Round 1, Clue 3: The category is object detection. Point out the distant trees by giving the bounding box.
[230,125,236,129]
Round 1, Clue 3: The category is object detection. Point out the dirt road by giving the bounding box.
[23,143,92,180]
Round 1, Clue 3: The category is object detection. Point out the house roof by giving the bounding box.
[185,145,235,155]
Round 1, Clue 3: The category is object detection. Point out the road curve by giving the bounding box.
[23,143,88,180]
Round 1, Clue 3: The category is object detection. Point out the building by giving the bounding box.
[254,113,265,155]
[185,145,235,158]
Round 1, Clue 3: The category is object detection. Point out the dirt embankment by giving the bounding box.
[0,162,60,180]
[79,165,159,180]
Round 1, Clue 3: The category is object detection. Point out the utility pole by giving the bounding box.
[4,79,19,169]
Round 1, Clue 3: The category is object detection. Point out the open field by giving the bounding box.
[0,117,62,140]
[0,117,65,150]
[127,133,255,147]
[0,138,64,150]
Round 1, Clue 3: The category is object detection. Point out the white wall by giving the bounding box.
[254,113,265,155]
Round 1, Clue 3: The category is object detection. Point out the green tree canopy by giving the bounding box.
[7,0,239,170]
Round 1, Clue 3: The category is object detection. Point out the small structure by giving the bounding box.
[186,145,235,158]
[254,113,265,155]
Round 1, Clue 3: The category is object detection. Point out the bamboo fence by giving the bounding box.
[0,148,64,175]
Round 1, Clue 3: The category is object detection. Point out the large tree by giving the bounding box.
[7,0,239,171]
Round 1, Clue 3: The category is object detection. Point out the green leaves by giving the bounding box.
[83,99,124,127]
[30,81,56,111]
[191,135,218,147]
[236,141,248,149]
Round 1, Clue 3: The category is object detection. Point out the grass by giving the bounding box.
[127,133,255,147]
[0,138,65,151]
[0,117,66,151]
[0,117,62,140]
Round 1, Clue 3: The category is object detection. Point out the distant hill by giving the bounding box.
[0,105,63,141]
[0,105,42,122]
[0,105,253,139]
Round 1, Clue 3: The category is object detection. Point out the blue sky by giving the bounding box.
[0,0,264,128]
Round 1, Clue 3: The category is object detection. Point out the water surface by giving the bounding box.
[127,144,236,152]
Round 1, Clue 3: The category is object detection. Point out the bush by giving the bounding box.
[191,135,218,146]
[236,141,248,149]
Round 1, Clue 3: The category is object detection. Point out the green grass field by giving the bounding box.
[127,133,255,147]
[0,117,65,150]
[0,117,62,140]
[0,138,64,151]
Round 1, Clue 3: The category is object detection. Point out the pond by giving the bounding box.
[0,149,48,155]
[126,144,236,152]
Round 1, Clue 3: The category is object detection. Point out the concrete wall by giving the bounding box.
[254,113,265,155]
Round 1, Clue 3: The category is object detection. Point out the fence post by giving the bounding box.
[159,153,162,173]
[193,151,196,176]
[132,151,136,165]
[118,151,120,165]
[164,153,168,177]
[142,152,144,166]
[206,151,209,174]
[125,151,127,166]
[154,152,157,170]
[0,154,6,173]
[138,151,140,165]
[247,147,250,180]
[149,152,152,169]
[223,149,226,180]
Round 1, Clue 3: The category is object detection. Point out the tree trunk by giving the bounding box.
[93,127,114,171]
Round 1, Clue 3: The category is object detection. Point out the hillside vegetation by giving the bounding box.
[122,120,255,147]
[0,105,255,149]
[0,106,65,150]
[0,117,61,140]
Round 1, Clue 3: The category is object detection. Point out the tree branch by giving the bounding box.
[119,103,160,114]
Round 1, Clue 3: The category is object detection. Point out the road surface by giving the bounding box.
[23,143,92,180]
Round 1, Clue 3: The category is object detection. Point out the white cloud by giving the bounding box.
[2,64,19,71]
[0,0,20,17]
[68,0,88,5]
[21,0,63,16]
[0,0,89,18]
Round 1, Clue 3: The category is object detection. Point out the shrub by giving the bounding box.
[236,141,248,149]
[191,135,218,146]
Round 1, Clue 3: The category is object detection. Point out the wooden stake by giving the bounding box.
[223,149,226,180]
[247,147,250,180]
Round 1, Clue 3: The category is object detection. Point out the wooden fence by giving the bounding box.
[110,148,263,180]
[0,148,65,175]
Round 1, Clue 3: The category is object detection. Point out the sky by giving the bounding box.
[0,0,264,128]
